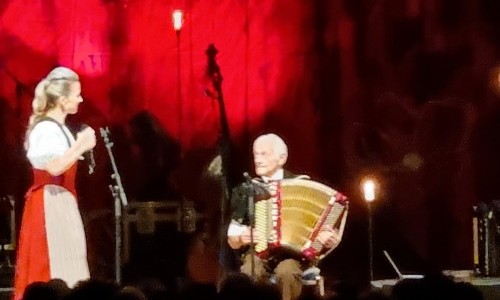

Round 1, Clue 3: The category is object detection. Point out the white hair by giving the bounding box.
[253,133,288,157]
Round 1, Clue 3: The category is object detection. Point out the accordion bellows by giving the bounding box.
[254,178,348,261]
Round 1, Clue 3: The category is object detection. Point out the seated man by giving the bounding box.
[227,133,345,300]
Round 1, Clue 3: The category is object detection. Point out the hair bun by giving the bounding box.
[32,79,50,114]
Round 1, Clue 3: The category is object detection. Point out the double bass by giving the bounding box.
[187,44,237,283]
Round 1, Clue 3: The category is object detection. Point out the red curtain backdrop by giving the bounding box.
[1,0,500,284]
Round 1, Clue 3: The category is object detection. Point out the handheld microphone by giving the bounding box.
[87,148,96,174]
[81,124,96,174]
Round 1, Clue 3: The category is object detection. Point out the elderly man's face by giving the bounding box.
[253,139,284,177]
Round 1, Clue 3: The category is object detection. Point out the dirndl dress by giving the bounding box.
[14,120,90,300]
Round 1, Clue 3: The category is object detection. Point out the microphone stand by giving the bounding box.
[243,173,256,279]
[100,127,129,285]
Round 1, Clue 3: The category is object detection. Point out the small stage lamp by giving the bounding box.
[172,9,184,143]
[172,9,184,33]
[362,177,377,282]
[363,179,376,203]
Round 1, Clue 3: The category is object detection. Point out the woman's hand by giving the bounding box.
[45,127,96,176]
[76,127,96,152]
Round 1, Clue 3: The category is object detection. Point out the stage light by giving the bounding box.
[363,179,376,202]
[172,9,184,144]
[362,177,378,282]
[172,9,184,32]
[489,65,500,96]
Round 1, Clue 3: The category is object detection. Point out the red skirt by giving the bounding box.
[13,187,51,300]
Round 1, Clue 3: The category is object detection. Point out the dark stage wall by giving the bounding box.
[1,0,500,286]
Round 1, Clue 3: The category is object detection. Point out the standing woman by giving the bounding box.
[14,67,96,300]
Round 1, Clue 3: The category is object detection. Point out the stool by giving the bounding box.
[268,266,325,297]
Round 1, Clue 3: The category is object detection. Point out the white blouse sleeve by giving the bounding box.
[27,121,74,169]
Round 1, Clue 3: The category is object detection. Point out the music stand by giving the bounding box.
[383,250,423,280]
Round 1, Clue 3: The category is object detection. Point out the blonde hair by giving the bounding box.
[27,67,79,133]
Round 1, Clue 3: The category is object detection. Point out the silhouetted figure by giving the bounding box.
[65,279,119,300]
[127,111,181,201]
[114,286,148,300]
[23,281,59,300]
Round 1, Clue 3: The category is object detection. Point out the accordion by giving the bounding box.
[253,178,348,261]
